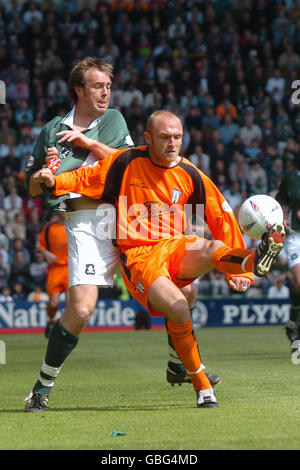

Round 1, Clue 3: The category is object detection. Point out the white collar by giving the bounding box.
[61,106,102,130]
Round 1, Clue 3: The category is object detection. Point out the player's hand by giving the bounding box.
[46,147,61,173]
[44,251,57,265]
[56,130,93,148]
[46,146,59,160]
[32,168,56,188]
[227,276,251,293]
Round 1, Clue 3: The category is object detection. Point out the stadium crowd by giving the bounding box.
[0,0,299,301]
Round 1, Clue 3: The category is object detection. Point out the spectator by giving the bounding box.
[10,250,30,289]
[247,159,268,195]
[265,68,286,104]
[240,116,262,147]
[218,113,240,145]
[22,1,43,26]
[267,278,290,299]
[0,286,13,302]
[3,186,22,212]
[188,144,210,175]
[27,285,49,302]
[12,281,27,301]
[223,182,244,216]
[9,238,31,264]
[216,98,238,121]
[0,253,10,289]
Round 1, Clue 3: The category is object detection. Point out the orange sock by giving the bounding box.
[212,245,255,275]
[167,319,211,392]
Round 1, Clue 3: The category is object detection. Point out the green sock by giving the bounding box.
[33,320,79,395]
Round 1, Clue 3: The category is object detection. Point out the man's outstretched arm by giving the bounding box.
[34,163,105,200]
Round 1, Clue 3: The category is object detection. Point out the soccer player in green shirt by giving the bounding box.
[276,166,300,355]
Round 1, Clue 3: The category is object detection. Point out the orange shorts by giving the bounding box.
[46,264,69,297]
[120,235,198,316]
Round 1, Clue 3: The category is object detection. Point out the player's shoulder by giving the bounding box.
[180,157,206,177]
[42,115,65,132]
[282,170,300,183]
[103,108,126,122]
[43,218,59,231]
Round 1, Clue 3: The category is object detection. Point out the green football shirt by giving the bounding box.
[26,107,134,208]
[276,171,300,232]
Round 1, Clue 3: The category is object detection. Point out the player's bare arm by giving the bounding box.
[29,174,44,197]
[56,130,115,159]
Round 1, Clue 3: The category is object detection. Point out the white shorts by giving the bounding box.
[65,206,120,287]
[284,232,300,269]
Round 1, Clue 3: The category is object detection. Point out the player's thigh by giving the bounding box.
[177,238,224,279]
[66,209,120,288]
[285,233,300,290]
[180,283,198,309]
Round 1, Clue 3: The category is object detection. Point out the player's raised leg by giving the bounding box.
[177,224,285,281]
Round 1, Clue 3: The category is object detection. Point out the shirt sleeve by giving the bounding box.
[53,149,125,199]
[25,126,47,189]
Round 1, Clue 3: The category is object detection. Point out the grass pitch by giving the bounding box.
[0,325,299,450]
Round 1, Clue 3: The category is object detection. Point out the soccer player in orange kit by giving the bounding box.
[32,110,285,409]
[36,211,69,337]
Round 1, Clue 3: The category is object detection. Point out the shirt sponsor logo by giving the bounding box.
[222,200,233,212]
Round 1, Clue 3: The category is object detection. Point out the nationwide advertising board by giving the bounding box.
[0,298,290,333]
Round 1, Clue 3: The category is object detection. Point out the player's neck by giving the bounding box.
[73,104,101,131]
[149,152,181,168]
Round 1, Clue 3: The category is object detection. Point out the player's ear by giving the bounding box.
[74,85,83,99]
[144,131,151,145]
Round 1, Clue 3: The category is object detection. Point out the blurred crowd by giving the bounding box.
[0,0,299,301]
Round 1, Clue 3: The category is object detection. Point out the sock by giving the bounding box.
[47,305,58,323]
[290,289,300,322]
[33,319,79,395]
[166,319,211,392]
[212,245,255,275]
[165,318,182,365]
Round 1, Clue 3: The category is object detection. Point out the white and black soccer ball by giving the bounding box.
[238,194,284,240]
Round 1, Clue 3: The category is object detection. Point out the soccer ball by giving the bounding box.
[238,195,284,240]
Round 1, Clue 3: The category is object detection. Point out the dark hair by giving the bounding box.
[67,57,114,103]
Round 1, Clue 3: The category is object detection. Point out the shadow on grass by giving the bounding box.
[1,404,193,413]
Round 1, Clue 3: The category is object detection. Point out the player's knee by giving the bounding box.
[166,297,190,323]
[72,304,93,325]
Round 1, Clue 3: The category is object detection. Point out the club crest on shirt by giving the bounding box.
[59,142,74,159]
[85,264,95,275]
[137,280,145,293]
[171,189,182,203]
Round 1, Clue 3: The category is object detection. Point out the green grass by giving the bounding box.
[0,325,299,450]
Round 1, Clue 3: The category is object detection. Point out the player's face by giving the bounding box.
[145,116,183,166]
[78,68,111,116]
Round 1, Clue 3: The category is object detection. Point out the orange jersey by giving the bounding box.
[53,146,253,284]
[37,219,68,266]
